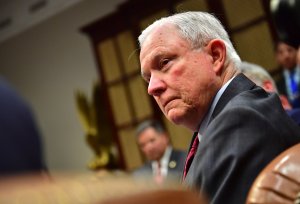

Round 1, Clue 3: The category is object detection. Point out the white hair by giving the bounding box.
[138,11,241,68]
[240,61,278,92]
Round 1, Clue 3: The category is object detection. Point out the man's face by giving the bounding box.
[276,42,297,70]
[297,47,300,66]
[140,24,219,130]
[137,127,169,161]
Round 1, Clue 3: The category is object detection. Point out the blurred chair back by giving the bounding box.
[99,189,207,204]
[246,143,300,204]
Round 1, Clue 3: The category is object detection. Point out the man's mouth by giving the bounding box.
[162,97,177,110]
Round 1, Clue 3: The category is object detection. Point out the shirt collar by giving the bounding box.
[151,146,172,167]
[151,146,172,176]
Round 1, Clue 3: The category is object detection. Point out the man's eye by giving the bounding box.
[160,59,169,68]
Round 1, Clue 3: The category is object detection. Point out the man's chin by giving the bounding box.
[166,110,185,125]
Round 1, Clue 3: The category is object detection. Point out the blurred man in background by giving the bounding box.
[133,120,186,184]
[271,0,300,108]
[275,40,300,108]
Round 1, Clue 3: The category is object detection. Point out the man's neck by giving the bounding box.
[221,62,239,87]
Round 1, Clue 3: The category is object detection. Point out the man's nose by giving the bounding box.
[148,75,166,96]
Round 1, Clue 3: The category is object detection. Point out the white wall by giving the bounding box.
[0,0,126,173]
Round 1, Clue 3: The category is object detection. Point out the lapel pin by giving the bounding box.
[169,161,177,168]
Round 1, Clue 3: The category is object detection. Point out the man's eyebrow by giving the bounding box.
[152,53,164,62]
[147,51,165,63]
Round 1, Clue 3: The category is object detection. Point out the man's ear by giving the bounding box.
[206,39,226,74]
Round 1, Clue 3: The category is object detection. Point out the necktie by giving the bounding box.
[288,70,300,108]
[290,71,298,95]
[154,162,163,184]
[183,135,199,179]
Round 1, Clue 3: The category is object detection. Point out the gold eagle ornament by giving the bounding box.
[75,81,119,170]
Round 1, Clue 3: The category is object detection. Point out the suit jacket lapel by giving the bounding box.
[168,150,180,172]
[211,73,256,120]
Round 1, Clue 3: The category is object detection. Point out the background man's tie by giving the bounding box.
[290,71,297,89]
[154,161,163,184]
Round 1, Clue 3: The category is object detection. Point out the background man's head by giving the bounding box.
[275,41,297,70]
[240,61,292,110]
[240,61,277,93]
[136,120,169,162]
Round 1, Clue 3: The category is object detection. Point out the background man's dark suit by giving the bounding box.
[133,148,186,182]
[184,74,300,204]
[276,74,288,96]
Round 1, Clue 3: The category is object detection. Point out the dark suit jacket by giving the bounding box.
[184,74,300,204]
[286,108,300,126]
[276,72,288,96]
[133,148,186,182]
